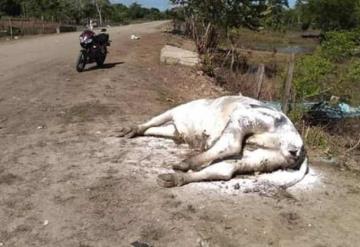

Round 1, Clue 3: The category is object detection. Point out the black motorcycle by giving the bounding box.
[76,29,110,72]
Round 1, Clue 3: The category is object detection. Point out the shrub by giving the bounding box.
[345,59,360,82]
[321,31,357,62]
[294,52,334,100]
[305,126,329,150]
[202,53,215,77]
[334,59,360,104]
[288,106,305,123]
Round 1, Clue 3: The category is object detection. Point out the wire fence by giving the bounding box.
[0,17,77,38]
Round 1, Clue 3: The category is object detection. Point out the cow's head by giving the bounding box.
[279,130,305,163]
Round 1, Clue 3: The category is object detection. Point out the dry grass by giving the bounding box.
[228,28,318,49]
[301,118,360,172]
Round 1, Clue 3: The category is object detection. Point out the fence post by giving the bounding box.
[281,53,295,114]
[41,16,45,34]
[57,21,61,34]
[8,18,13,39]
[21,18,24,36]
[31,18,35,34]
[255,64,265,99]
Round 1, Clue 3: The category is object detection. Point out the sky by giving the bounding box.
[288,0,296,7]
[111,0,171,11]
[111,0,297,11]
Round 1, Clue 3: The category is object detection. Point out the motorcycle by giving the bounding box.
[76,28,110,72]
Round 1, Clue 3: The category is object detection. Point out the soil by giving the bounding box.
[1,21,360,247]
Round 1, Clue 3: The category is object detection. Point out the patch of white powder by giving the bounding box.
[103,136,321,195]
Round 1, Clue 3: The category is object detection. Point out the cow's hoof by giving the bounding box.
[172,162,190,172]
[115,126,139,138]
[157,173,185,188]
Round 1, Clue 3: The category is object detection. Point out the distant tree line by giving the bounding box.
[263,0,360,32]
[170,0,275,54]
[170,0,360,33]
[0,0,171,25]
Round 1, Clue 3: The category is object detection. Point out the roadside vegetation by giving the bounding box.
[171,0,360,162]
[0,0,171,26]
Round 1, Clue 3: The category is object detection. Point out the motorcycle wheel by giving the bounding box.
[76,52,86,72]
[96,49,107,67]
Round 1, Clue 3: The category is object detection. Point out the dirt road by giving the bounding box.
[1,21,360,247]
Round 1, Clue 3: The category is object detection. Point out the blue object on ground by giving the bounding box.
[264,101,360,120]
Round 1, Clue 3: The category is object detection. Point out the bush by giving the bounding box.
[320,31,357,62]
[294,29,360,104]
[294,52,334,100]
[345,59,360,82]
[304,126,330,150]
[202,53,215,77]
[288,106,305,123]
[334,59,360,104]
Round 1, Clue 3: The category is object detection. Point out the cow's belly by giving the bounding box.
[169,96,258,148]
[171,100,229,148]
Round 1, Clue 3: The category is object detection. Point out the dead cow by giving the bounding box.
[118,95,308,188]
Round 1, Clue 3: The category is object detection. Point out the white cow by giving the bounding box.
[118,95,308,188]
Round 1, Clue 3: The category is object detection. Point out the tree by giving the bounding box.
[170,0,288,54]
[262,0,289,30]
[93,0,111,26]
[110,3,129,22]
[0,0,168,25]
[147,8,162,20]
[300,0,360,31]
[0,0,21,16]
[127,3,142,19]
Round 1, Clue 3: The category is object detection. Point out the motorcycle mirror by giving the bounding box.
[101,28,107,32]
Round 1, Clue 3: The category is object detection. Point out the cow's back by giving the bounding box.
[171,96,257,147]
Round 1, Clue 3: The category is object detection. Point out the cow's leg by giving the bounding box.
[235,148,308,188]
[173,119,244,172]
[157,162,237,188]
[235,148,288,173]
[143,124,177,139]
[138,110,173,131]
[116,110,173,138]
[176,109,275,172]
[159,149,287,188]
[157,149,304,188]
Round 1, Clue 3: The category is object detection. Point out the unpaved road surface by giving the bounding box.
[1,21,360,247]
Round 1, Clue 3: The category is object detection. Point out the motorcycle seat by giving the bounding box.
[94,33,109,45]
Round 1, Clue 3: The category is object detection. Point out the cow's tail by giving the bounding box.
[257,157,309,189]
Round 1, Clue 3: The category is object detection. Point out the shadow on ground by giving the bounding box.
[85,62,124,71]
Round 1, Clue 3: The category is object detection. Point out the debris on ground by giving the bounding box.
[160,45,200,67]
[37,125,46,130]
[264,100,360,125]
[306,102,360,125]
[131,241,152,247]
[131,34,140,40]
